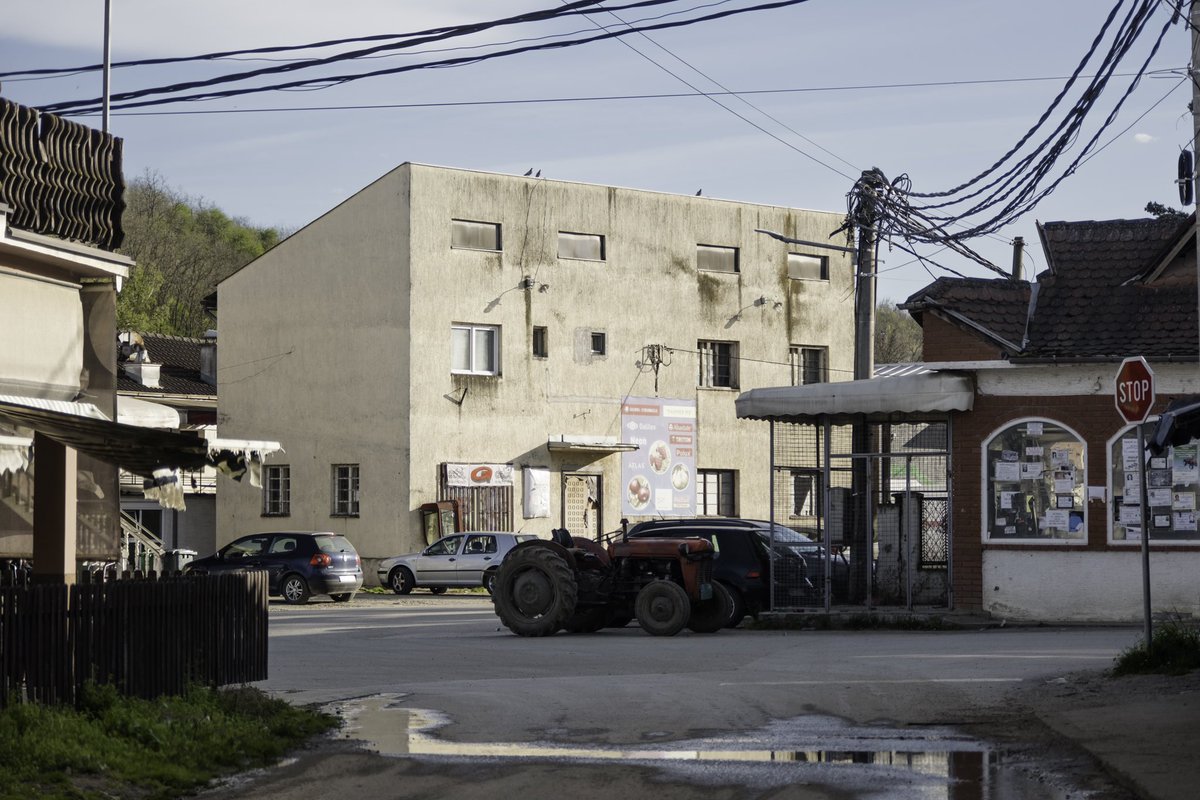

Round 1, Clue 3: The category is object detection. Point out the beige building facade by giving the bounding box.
[217,164,854,579]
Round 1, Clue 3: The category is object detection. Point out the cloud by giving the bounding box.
[1134,133,1156,144]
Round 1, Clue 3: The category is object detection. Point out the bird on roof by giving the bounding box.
[535,170,542,178]
[524,168,534,176]
[695,189,702,196]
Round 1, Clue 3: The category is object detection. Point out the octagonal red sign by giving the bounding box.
[1114,356,1155,424]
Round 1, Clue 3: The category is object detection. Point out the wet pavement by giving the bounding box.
[326,693,1077,799]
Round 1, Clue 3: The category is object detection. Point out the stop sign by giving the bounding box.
[1114,356,1155,424]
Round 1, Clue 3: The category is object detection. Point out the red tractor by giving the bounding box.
[492,527,732,636]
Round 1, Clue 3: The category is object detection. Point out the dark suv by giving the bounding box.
[185,531,363,604]
[625,518,848,625]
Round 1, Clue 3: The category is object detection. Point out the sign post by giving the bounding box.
[1114,357,1155,652]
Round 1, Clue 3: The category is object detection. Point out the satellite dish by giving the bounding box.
[1177,149,1194,206]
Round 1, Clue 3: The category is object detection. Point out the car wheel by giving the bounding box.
[281,574,310,605]
[389,567,414,595]
[724,584,747,628]
[483,570,498,595]
[634,580,690,636]
[429,586,448,595]
[493,545,578,636]
[687,581,733,634]
[330,592,355,603]
[562,607,609,633]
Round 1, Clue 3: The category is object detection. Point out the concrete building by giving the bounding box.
[217,164,855,579]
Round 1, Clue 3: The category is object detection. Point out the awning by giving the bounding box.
[0,396,280,479]
[735,372,974,423]
[0,433,33,475]
[117,396,181,429]
[547,434,639,454]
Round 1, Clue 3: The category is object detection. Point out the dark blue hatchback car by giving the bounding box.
[185,531,363,604]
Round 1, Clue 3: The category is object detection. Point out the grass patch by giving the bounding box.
[0,683,337,800]
[1112,618,1200,676]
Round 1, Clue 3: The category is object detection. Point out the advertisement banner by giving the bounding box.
[444,463,513,487]
[621,397,696,516]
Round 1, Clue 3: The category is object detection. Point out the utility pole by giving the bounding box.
[102,0,112,134]
[1192,0,1200,358]
[849,169,885,603]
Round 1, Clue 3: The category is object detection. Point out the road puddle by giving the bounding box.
[333,694,1072,798]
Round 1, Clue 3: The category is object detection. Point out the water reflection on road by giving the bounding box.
[335,694,1073,799]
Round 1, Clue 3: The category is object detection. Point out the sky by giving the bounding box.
[1,0,1193,303]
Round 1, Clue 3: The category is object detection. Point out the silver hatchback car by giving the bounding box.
[378,532,536,595]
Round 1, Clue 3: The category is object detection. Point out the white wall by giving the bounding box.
[983,549,1200,621]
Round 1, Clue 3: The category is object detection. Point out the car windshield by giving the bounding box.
[314,534,356,554]
[753,526,816,546]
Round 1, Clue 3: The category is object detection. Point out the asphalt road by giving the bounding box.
[200,594,1144,799]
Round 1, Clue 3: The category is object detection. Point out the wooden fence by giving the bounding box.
[0,572,268,707]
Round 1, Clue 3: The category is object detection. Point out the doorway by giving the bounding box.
[561,473,601,539]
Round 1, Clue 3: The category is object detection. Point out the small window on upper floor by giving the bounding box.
[788,253,829,281]
[558,231,605,261]
[451,219,502,251]
[532,326,548,359]
[697,244,739,273]
[789,345,827,385]
[698,339,738,388]
[451,323,500,376]
[590,331,607,356]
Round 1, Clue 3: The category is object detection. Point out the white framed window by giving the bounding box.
[788,253,829,281]
[697,244,739,273]
[1108,424,1200,544]
[789,345,827,385]
[262,465,290,516]
[698,340,738,388]
[451,219,501,251]
[558,231,605,261]
[331,464,360,517]
[696,469,736,516]
[982,418,1085,543]
[451,323,500,376]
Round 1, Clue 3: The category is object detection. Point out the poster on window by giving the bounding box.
[621,397,696,516]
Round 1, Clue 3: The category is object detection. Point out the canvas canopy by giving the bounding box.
[735,372,974,423]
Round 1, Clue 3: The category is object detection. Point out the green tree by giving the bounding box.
[116,171,283,336]
[1144,201,1188,221]
[875,301,922,364]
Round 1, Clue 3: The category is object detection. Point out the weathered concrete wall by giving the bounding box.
[218,164,855,571]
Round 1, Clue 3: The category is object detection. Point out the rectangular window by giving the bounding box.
[697,244,739,273]
[451,219,501,251]
[788,253,829,281]
[696,469,736,517]
[451,323,500,375]
[698,340,738,388]
[790,345,827,385]
[262,465,291,516]
[558,231,605,261]
[331,464,360,517]
[532,326,548,358]
[1109,429,1200,544]
[791,469,822,518]
[590,331,607,355]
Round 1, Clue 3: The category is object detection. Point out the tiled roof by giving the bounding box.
[904,216,1197,362]
[117,332,216,397]
[1022,216,1197,360]
[901,277,1032,350]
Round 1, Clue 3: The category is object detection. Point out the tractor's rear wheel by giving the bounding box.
[493,546,578,636]
[635,580,690,636]
[687,581,733,633]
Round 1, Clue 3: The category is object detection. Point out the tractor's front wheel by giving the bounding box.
[635,580,690,636]
[687,581,733,633]
[493,546,578,636]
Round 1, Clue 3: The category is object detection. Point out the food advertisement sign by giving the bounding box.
[621,397,696,516]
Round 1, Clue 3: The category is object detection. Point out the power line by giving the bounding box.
[40,0,816,115]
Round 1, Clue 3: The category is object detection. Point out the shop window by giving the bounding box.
[1109,425,1200,543]
[983,419,1085,542]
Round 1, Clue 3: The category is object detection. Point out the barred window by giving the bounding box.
[790,345,827,385]
[698,340,738,388]
[331,464,360,517]
[262,465,291,516]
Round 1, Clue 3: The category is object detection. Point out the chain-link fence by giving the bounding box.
[769,419,951,610]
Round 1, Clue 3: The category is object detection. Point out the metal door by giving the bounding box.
[561,473,601,539]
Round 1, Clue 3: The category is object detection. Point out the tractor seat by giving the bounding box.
[551,528,573,548]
